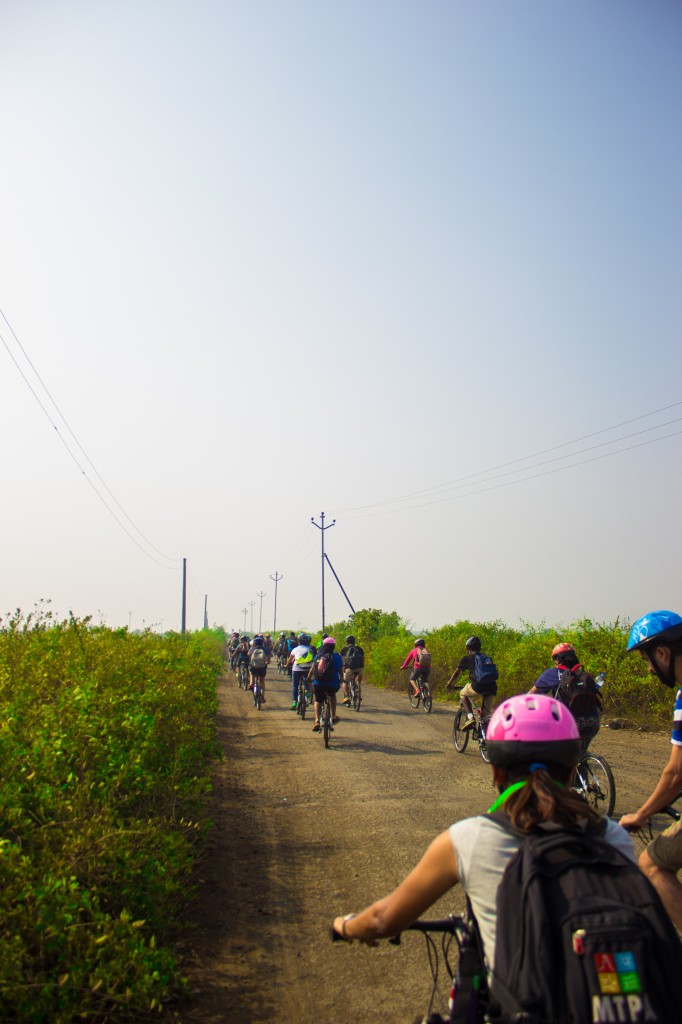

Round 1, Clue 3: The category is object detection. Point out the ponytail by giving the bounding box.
[498,762,600,832]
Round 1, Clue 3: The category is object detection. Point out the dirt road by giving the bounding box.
[174,669,670,1023]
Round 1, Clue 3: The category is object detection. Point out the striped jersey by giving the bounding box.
[672,687,682,747]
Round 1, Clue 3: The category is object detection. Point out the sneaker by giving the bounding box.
[312,721,320,732]
[332,716,340,724]
[463,716,475,730]
[290,702,298,711]
[342,697,351,706]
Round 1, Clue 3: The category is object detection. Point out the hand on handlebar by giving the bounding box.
[331,915,379,947]
[619,812,648,832]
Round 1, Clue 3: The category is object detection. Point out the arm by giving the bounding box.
[446,666,463,689]
[400,650,415,670]
[619,744,682,829]
[332,830,458,945]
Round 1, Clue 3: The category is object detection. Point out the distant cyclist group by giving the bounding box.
[329,609,682,1023]
[227,629,364,732]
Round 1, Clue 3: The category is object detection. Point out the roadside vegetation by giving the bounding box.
[0,608,224,1022]
[317,608,667,725]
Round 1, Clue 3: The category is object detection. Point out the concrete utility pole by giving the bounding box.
[311,512,335,631]
[270,572,283,633]
[181,558,187,634]
[257,591,266,632]
[203,595,208,630]
[242,607,248,633]
[249,600,255,634]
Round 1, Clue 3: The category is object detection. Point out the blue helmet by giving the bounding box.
[628,611,682,690]
[627,611,682,652]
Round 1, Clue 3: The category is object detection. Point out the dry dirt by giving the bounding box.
[171,668,670,1024]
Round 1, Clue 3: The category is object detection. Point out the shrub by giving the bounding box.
[0,611,223,1021]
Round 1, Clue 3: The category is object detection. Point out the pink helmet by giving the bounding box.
[322,637,336,646]
[486,694,580,769]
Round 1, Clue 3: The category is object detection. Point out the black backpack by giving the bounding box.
[313,651,335,683]
[487,813,682,1024]
[555,666,600,717]
[344,644,364,670]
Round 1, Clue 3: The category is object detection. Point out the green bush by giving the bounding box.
[0,611,224,1021]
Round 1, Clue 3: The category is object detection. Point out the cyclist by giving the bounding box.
[332,694,634,972]
[287,633,315,710]
[234,634,250,681]
[248,636,268,701]
[228,631,240,671]
[619,610,682,929]
[340,634,364,706]
[529,641,601,753]
[263,633,274,659]
[445,635,497,729]
[401,638,431,698]
[308,636,342,732]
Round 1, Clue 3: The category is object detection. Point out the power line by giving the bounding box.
[341,427,682,520]
[332,400,682,515]
[0,310,181,568]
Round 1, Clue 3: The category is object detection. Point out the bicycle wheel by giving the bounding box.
[297,680,306,720]
[322,700,331,748]
[353,681,362,712]
[254,682,261,709]
[238,664,247,689]
[422,682,432,713]
[408,681,420,708]
[453,709,469,752]
[478,718,491,764]
[576,755,615,817]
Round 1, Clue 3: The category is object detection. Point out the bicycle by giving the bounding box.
[296,674,308,720]
[574,751,615,817]
[237,661,249,690]
[251,675,263,710]
[331,912,488,1023]
[348,673,362,712]
[277,652,288,674]
[408,671,432,713]
[319,691,334,748]
[453,706,491,764]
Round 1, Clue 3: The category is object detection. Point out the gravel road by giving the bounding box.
[173,667,670,1023]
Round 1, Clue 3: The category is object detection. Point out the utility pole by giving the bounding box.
[270,572,283,633]
[203,595,208,630]
[181,557,187,634]
[257,591,266,632]
[249,600,255,634]
[242,607,248,633]
[311,511,335,631]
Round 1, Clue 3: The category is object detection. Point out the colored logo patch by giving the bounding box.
[593,951,641,999]
[614,952,636,973]
[598,972,621,994]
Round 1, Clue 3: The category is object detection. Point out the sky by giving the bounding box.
[1,1,680,636]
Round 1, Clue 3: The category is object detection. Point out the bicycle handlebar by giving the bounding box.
[330,915,466,946]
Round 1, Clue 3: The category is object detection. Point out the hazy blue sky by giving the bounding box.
[1,1,680,635]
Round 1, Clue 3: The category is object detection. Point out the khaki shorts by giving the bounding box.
[647,815,682,874]
[344,668,362,683]
[459,682,495,718]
